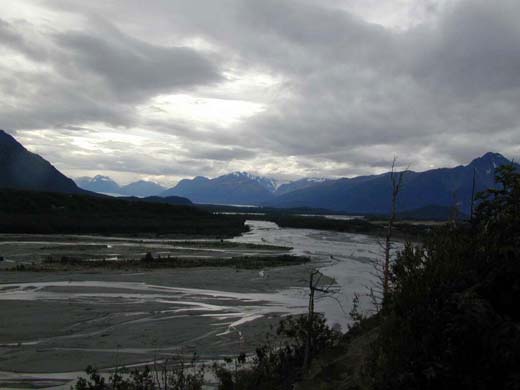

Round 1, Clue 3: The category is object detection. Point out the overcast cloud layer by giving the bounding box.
[1,0,519,185]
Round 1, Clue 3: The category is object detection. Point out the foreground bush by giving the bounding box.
[364,165,520,390]
[74,357,205,390]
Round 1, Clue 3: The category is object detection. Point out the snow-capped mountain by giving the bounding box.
[78,152,516,211]
[161,171,278,205]
[76,176,165,197]
[75,175,120,194]
[229,171,278,193]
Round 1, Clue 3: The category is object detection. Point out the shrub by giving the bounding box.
[364,165,520,390]
[214,314,339,390]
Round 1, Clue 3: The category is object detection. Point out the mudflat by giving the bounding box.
[0,234,321,375]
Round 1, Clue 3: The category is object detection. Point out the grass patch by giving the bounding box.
[10,254,310,271]
[171,241,292,251]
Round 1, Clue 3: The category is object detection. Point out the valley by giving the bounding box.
[0,220,382,388]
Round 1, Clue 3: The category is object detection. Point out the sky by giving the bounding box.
[1,0,519,186]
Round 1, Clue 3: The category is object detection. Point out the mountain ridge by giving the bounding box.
[75,176,166,197]
[0,129,85,194]
[264,152,517,213]
[161,171,277,205]
[76,175,120,195]
[158,152,515,212]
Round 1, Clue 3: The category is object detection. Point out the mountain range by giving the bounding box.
[161,172,278,205]
[76,176,166,197]
[160,174,329,204]
[159,154,516,214]
[265,152,516,214]
[1,129,516,216]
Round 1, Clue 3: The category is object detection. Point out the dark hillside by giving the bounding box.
[0,130,84,194]
[0,189,246,237]
[266,153,517,215]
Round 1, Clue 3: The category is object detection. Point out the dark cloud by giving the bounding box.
[2,0,520,182]
[403,1,520,99]
[223,0,520,167]
[186,144,256,161]
[53,19,221,101]
[0,13,221,131]
[0,19,48,61]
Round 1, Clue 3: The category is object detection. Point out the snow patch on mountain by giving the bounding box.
[229,171,278,192]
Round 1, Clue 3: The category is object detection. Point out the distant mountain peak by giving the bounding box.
[93,175,114,181]
[76,175,120,194]
[274,177,330,196]
[75,175,166,197]
[481,151,505,159]
[469,152,508,164]
[306,177,328,183]
[227,171,278,192]
[228,171,261,180]
[161,171,278,204]
[468,152,511,173]
[120,180,166,197]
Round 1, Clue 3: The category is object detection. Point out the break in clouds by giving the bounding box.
[1,0,520,185]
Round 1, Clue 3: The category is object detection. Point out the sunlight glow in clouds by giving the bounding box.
[322,0,455,30]
[139,94,266,128]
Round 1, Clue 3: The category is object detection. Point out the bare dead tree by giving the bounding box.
[363,158,406,313]
[382,157,405,298]
[302,269,334,372]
